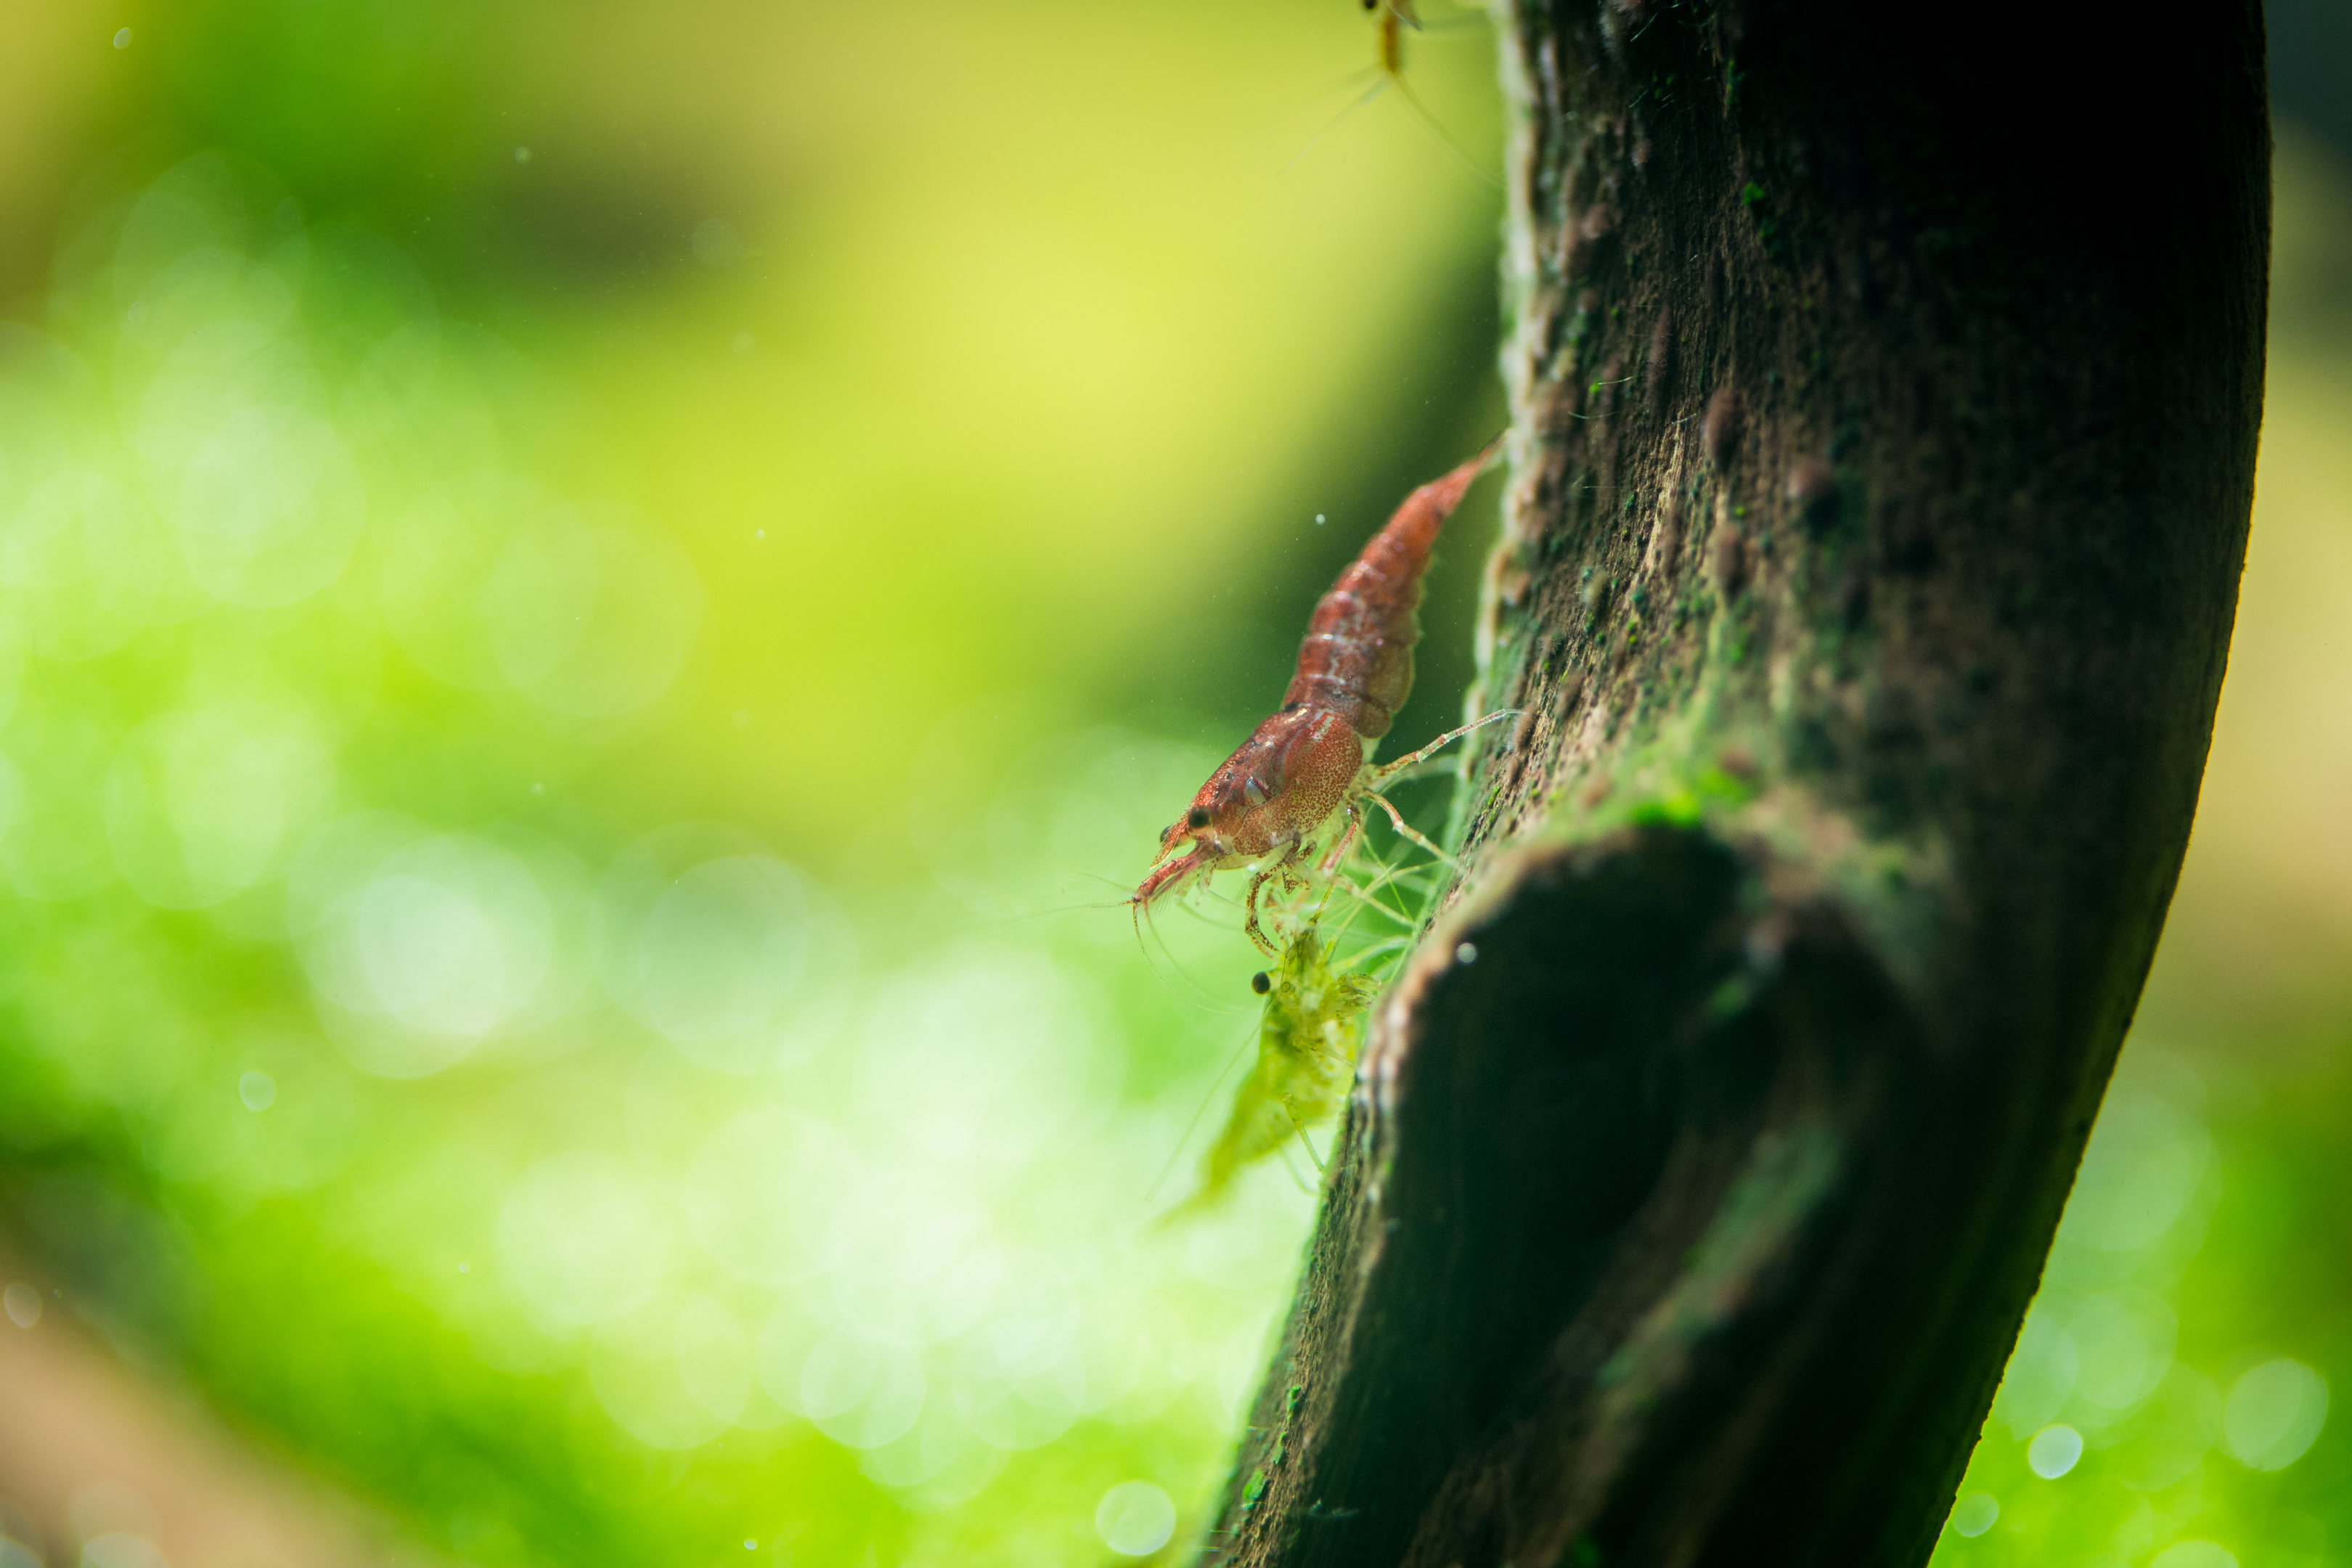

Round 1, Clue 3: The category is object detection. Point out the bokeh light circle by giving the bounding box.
[2224,1358,2328,1471]
[483,503,703,716]
[497,1152,670,1328]
[1095,1481,1176,1558]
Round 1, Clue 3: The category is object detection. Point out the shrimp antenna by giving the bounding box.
[1130,889,1248,1013]
[1144,1021,1259,1206]
[1283,75,1392,173]
[1382,68,1503,191]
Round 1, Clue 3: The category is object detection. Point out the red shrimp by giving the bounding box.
[1133,440,1509,953]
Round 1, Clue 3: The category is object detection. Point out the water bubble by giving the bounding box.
[515,147,531,163]
[113,27,131,47]
[497,1153,669,1326]
[1947,1493,1998,1538]
[483,503,703,717]
[238,1071,277,1111]
[2,1283,40,1327]
[2224,1358,2327,1470]
[2028,1422,2083,1478]
[1095,1481,1177,1558]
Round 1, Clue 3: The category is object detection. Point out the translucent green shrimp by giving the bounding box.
[1161,923,1384,1222]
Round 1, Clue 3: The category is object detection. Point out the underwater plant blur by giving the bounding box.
[0,4,2345,1566]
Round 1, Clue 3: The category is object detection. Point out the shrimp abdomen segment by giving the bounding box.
[1280,449,1490,740]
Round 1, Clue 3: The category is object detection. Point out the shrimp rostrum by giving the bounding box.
[1133,442,1509,953]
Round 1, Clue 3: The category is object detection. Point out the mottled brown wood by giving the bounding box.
[1201,2,2269,1564]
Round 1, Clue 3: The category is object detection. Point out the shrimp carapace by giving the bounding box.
[1160,924,1381,1222]
[1134,441,1507,949]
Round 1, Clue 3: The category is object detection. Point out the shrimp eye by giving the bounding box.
[1185,807,1212,830]
[1251,971,1273,995]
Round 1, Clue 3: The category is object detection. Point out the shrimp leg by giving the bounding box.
[1244,841,1308,956]
[1316,804,1366,879]
[1367,790,1458,869]
[1365,708,1521,788]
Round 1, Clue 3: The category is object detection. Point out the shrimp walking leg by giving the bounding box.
[1365,709,1520,788]
[1244,841,1309,956]
[1367,791,1458,869]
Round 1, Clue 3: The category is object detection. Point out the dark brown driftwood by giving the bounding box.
[1200,2,2268,1563]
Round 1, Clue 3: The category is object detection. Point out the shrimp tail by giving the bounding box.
[1283,437,1503,740]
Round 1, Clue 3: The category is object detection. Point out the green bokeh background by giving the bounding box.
[0,6,2342,1567]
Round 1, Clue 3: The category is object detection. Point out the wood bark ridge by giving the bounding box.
[1200,4,2268,1565]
